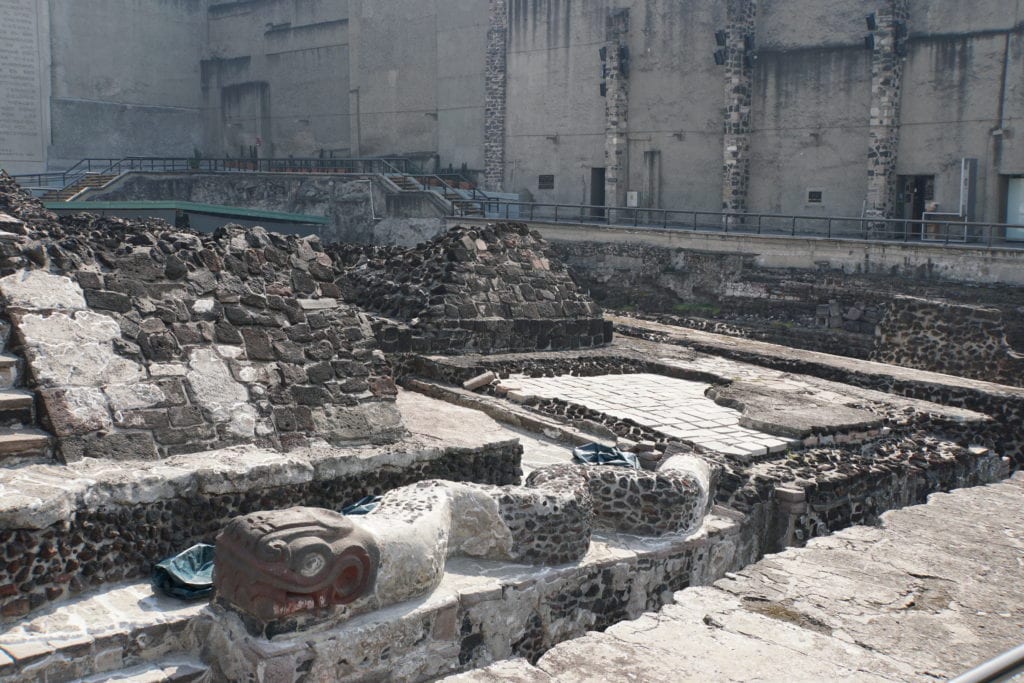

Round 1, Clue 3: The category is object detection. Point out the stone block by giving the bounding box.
[103,383,168,413]
[168,405,205,428]
[84,289,133,313]
[17,311,146,388]
[0,270,86,310]
[60,432,159,462]
[241,328,275,361]
[38,387,112,437]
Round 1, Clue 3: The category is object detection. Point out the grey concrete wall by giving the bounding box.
[0,0,51,175]
[504,0,615,205]
[749,47,871,217]
[203,0,351,159]
[348,0,488,172]
[502,0,1024,222]
[897,3,1024,224]
[46,0,207,169]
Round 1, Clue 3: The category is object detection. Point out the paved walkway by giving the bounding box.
[501,373,794,458]
[448,474,1024,682]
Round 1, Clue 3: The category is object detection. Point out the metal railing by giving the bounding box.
[9,155,437,192]
[450,200,1024,249]
[949,643,1024,683]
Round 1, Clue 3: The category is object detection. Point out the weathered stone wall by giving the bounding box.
[333,223,611,354]
[722,0,758,214]
[865,0,909,221]
[197,504,764,683]
[550,239,1024,381]
[0,174,403,462]
[0,440,521,623]
[483,0,508,191]
[872,296,1024,385]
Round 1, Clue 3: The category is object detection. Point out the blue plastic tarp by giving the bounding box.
[151,543,215,601]
[572,443,639,469]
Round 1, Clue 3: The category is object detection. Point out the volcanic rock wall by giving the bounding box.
[333,223,611,354]
[0,173,403,462]
[872,296,1024,385]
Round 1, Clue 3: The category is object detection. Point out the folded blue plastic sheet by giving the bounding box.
[572,443,639,469]
[151,543,215,601]
[341,495,382,516]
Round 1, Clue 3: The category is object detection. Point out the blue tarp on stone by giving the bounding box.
[151,543,215,601]
[572,443,639,469]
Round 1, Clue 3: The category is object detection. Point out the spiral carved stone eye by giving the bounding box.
[298,552,327,578]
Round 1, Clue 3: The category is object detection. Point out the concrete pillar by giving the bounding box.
[484,0,508,193]
[865,0,909,224]
[722,0,758,216]
[604,9,630,209]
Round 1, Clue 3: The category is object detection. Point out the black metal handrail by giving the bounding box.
[449,200,1024,249]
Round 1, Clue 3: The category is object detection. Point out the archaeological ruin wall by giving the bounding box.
[333,223,611,355]
[551,238,1024,386]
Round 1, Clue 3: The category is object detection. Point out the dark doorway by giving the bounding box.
[590,167,606,218]
[898,175,934,238]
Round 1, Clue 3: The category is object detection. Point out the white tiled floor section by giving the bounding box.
[503,373,795,459]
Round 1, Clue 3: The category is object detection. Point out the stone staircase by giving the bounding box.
[386,173,487,217]
[0,581,210,682]
[386,173,423,192]
[41,173,118,202]
[0,311,53,467]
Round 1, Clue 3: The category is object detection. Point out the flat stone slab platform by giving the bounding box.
[448,473,1024,682]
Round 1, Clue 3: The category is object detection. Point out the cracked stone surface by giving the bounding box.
[500,373,796,458]
[447,474,1024,682]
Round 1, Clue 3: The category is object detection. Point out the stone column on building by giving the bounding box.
[722,0,758,218]
[865,0,910,231]
[484,0,509,193]
[604,9,630,209]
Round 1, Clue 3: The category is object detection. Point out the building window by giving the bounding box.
[807,189,824,205]
[538,174,555,190]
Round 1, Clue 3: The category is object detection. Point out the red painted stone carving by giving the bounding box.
[214,507,378,621]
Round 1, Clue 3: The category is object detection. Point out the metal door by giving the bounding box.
[1008,177,1024,241]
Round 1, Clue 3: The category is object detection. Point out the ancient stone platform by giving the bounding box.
[500,373,796,458]
[447,473,1024,682]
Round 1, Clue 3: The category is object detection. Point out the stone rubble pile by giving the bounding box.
[332,223,611,354]
[0,172,402,461]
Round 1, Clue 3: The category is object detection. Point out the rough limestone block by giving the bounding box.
[0,270,86,310]
[102,383,168,413]
[38,386,113,437]
[17,311,147,387]
[185,348,257,438]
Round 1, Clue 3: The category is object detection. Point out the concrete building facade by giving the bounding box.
[1,0,1022,224]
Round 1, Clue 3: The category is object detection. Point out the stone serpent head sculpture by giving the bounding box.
[214,507,379,622]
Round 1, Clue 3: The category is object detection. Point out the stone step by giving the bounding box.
[0,356,18,390]
[0,428,50,461]
[0,581,206,683]
[80,656,210,682]
[0,391,33,427]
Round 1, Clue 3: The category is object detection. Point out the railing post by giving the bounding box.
[663,210,668,230]
[826,218,831,239]
[692,212,698,231]
[791,216,797,237]
[757,214,762,234]
[554,205,559,222]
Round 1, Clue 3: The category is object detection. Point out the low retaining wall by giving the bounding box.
[196,509,767,682]
[0,441,521,623]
